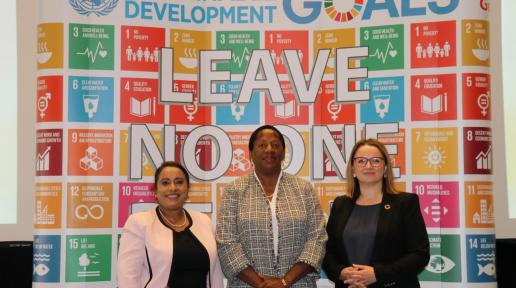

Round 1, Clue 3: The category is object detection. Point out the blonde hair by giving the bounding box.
[345,138,399,199]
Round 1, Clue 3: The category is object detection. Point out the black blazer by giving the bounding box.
[322,192,430,288]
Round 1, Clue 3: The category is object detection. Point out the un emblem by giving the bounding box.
[69,0,119,16]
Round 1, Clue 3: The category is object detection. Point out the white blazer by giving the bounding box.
[117,208,223,288]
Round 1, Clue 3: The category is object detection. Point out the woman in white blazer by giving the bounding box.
[118,161,223,288]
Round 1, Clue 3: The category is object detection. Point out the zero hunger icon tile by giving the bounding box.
[462,20,490,67]
[37,23,63,69]
[169,29,211,74]
[313,28,355,74]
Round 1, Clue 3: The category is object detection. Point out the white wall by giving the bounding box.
[0,0,37,241]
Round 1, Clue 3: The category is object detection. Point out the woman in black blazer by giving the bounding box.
[323,139,429,288]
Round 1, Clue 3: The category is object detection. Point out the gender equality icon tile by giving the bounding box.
[170,29,211,74]
[265,81,309,125]
[169,80,212,125]
[314,183,347,218]
[33,235,61,283]
[216,31,260,74]
[466,234,496,282]
[69,24,114,70]
[265,30,308,75]
[411,182,459,228]
[121,26,165,72]
[223,132,252,177]
[462,20,490,67]
[67,129,113,176]
[67,182,112,229]
[411,74,457,121]
[465,181,494,228]
[313,80,355,125]
[463,127,492,175]
[176,131,213,173]
[68,76,113,123]
[37,76,62,123]
[411,21,456,68]
[360,24,404,71]
[37,23,63,69]
[313,28,355,74]
[463,73,490,120]
[35,183,62,229]
[411,128,458,175]
[65,234,111,282]
[36,129,63,176]
[119,129,162,177]
[360,77,404,123]
[378,130,406,177]
[215,81,260,125]
[120,78,164,124]
[118,182,155,227]
[419,234,461,282]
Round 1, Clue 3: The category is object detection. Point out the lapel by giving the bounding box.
[371,193,395,261]
[333,197,355,264]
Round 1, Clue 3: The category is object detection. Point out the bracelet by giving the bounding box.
[281,278,288,287]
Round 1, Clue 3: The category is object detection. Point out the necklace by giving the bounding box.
[158,207,187,228]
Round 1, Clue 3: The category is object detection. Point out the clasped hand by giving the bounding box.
[340,264,376,288]
[256,274,287,288]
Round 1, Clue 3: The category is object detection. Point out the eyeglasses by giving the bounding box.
[353,157,385,168]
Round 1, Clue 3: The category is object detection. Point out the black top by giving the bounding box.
[342,203,381,265]
[167,212,210,288]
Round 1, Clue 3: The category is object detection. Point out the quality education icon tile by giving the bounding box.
[120,78,164,124]
[419,234,461,282]
[65,234,111,282]
[216,30,260,74]
[68,76,114,123]
[463,127,492,175]
[313,80,355,125]
[67,182,113,229]
[411,20,456,68]
[119,129,162,177]
[466,234,496,282]
[37,23,63,69]
[121,25,165,72]
[170,29,211,74]
[265,30,309,75]
[360,24,404,71]
[465,181,494,228]
[215,81,260,125]
[360,76,404,123]
[35,183,62,229]
[36,129,63,176]
[411,128,458,175]
[169,80,212,125]
[118,182,155,227]
[314,182,347,218]
[462,20,490,67]
[68,129,113,176]
[313,28,355,74]
[69,23,114,70]
[265,81,309,125]
[378,130,406,177]
[411,74,457,121]
[33,235,61,283]
[463,73,491,120]
[36,76,63,123]
[412,182,459,228]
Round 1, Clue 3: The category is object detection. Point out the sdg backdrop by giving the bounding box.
[34,0,495,287]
